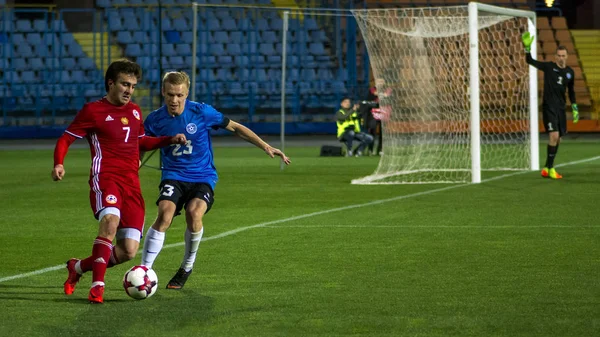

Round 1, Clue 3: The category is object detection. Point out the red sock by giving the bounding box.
[107,246,120,268]
[90,236,113,285]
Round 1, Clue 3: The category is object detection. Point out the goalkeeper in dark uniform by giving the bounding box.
[522,32,578,179]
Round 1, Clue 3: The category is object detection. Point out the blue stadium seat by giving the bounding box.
[173,18,189,31]
[162,43,177,56]
[234,56,249,67]
[45,58,59,68]
[125,44,142,57]
[161,17,173,30]
[213,8,231,20]
[226,43,242,56]
[209,43,225,56]
[304,18,318,31]
[61,58,76,69]
[140,43,157,56]
[175,43,191,56]
[256,19,269,31]
[12,58,27,71]
[33,20,47,32]
[269,18,283,31]
[287,68,300,81]
[78,57,95,70]
[22,71,37,83]
[229,82,244,95]
[136,56,152,68]
[117,31,133,44]
[96,0,111,7]
[181,31,193,43]
[216,69,232,81]
[26,32,42,45]
[184,55,198,68]
[160,56,170,68]
[16,20,33,33]
[255,69,267,82]
[112,0,127,5]
[205,19,220,31]
[234,68,249,81]
[300,68,316,81]
[311,30,328,42]
[51,20,68,32]
[212,31,229,44]
[218,55,233,67]
[170,56,184,68]
[68,44,85,58]
[309,42,326,55]
[71,70,86,83]
[15,44,33,57]
[12,33,25,45]
[261,31,278,43]
[237,18,252,30]
[30,57,44,70]
[259,43,275,56]
[123,18,140,31]
[132,31,149,44]
[292,30,309,43]
[221,18,237,31]
[229,31,243,43]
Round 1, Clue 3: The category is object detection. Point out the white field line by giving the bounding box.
[1,155,599,284]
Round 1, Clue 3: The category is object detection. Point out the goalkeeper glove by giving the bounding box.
[572,104,579,123]
[521,32,535,52]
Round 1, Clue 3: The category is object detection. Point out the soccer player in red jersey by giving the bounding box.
[51,59,187,303]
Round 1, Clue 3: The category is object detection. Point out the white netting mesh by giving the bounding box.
[351,6,531,184]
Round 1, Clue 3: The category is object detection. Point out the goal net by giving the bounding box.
[351,4,538,184]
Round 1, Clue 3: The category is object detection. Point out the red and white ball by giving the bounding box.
[123,265,158,300]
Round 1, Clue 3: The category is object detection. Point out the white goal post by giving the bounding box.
[351,2,539,184]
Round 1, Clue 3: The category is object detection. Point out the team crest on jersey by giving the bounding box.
[105,195,117,204]
[121,117,129,125]
[186,123,198,134]
[133,109,140,120]
[566,73,572,80]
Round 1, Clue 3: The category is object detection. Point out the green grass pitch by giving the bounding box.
[0,139,598,336]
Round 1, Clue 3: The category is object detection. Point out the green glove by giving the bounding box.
[572,104,579,123]
[521,32,535,52]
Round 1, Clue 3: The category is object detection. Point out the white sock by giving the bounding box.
[141,227,166,268]
[181,227,203,272]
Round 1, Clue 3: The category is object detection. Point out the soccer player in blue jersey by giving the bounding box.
[141,71,291,289]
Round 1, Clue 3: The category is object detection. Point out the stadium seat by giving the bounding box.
[536,17,550,30]
[29,57,44,70]
[61,58,76,69]
[16,20,33,33]
[117,31,133,44]
[173,18,189,31]
[126,44,142,57]
[261,31,278,44]
[33,19,47,32]
[212,31,229,44]
[12,33,25,45]
[51,20,68,32]
[175,43,192,56]
[221,18,237,31]
[310,30,328,42]
[22,71,37,83]
[181,31,193,43]
[161,43,177,56]
[229,31,243,44]
[136,56,152,68]
[170,56,185,68]
[78,57,95,70]
[12,58,27,71]
[132,31,149,44]
[205,19,220,31]
[538,29,554,43]
[256,19,269,31]
[15,44,33,57]
[304,18,318,31]
[551,16,568,30]
[309,42,327,55]
[259,43,276,56]
[270,18,283,31]
[96,0,111,7]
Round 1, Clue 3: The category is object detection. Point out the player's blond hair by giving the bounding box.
[162,71,190,89]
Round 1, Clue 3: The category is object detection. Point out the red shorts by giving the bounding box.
[89,176,145,233]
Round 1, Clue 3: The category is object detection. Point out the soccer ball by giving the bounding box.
[123,265,158,300]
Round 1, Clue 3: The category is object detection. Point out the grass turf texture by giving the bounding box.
[0,140,599,336]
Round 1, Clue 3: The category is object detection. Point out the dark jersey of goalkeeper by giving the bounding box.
[525,48,576,114]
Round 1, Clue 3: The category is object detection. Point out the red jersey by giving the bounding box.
[65,98,145,186]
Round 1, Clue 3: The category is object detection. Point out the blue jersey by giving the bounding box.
[144,100,227,190]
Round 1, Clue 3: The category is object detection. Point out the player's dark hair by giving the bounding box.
[104,59,142,92]
[341,97,352,103]
[556,45,568,53]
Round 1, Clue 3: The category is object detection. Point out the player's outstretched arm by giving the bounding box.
[522,32,546,70]
[51,133,77,181]
[139,133,187,151]
[225,120,291,165]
